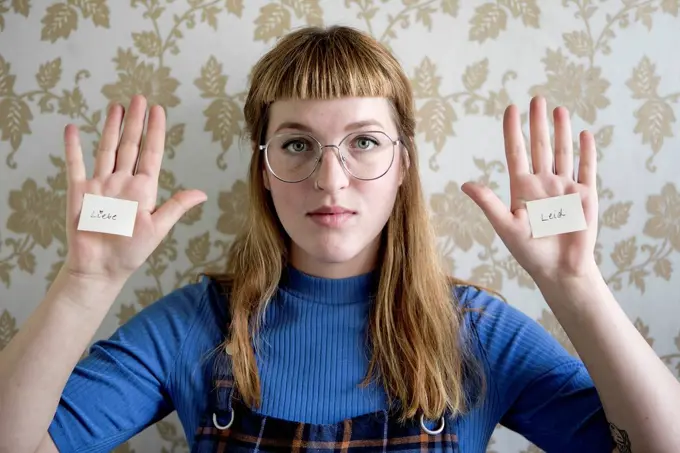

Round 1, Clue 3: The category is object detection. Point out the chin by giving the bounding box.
[307,242,362,264]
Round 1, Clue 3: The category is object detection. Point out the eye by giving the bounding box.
[352,135,380,151]
[282,139,309,153]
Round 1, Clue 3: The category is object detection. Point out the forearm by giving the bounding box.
[536,268,680,453]
[0,269,125,453]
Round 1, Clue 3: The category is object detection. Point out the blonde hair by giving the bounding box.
[206,25,487,422]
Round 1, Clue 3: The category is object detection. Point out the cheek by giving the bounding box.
[269,180,306,221]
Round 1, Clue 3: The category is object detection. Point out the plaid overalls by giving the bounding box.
[191,352,460,452]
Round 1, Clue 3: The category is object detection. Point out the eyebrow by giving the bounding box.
[273,119,386,134]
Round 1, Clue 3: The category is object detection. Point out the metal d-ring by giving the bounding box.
[212,410,235,430]
[420,413,445,435]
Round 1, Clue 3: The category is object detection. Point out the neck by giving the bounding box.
[289,240,380,279]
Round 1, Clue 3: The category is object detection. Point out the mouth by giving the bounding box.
[307,206,356,216]
[306,206,357,227]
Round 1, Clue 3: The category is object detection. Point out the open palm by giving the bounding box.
[63,95,207,282]
[462,96,600,282]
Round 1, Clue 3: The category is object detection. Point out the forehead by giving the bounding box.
[267,97,396,136]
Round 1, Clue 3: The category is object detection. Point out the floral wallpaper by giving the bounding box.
[1,1,679,451]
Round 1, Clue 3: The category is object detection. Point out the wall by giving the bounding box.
[1,1,679,451]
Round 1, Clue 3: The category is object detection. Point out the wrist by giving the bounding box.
[52,267,127,311]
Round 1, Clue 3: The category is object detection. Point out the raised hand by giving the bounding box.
[461,96,600,282]
[62,95,207,283]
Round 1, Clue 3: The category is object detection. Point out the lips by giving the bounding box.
[306,205,356,227]
[307,205,356,215]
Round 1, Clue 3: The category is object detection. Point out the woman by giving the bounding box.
[0,25,678,453]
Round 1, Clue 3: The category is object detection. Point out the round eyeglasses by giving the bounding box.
[259,131,400,183]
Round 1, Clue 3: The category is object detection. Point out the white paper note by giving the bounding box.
[77,193,139,237]
[525,193,587,238]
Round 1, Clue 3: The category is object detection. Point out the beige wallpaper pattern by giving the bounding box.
[1,0,679,451]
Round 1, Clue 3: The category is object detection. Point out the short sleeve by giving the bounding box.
[459,286,615,453]
[47,278,211,453]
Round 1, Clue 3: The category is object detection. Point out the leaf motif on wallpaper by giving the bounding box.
[226,0,245,17]
[634,3,657,31]
[611,237,638,270]
[644,183,680,252]
[7,179,66,249]
[11,0,30,17]
[134,287,162,308]
[653,258,672,281]
[484,88,511,119]
[662,0,680,16]
[627,56,660,99]
[0,97,32,152]
[626,56,678,172]
[204,96,241,153]
[430,181,496,251]
[498,0,539,27]
[469,3,507,42]
[17,251,36,274]
[0,309,19,351]
[529,48,610,124]
[194,56,244,170]
[164,123,185,158]
[282,0,324,26]
[634,99,675,160]
[217,180,248,235]
[462,58,489,92]
[200,5,222,30]
[441,0,460,16]
[469,0,539,43]
[45,260,64,289]
[411,57,441,98]
[601,201,632,229]
[102,49,180,107]
[133,31,162,58]
[498,255,536,289]
[40,0,109,42]
[186,232,211,266]
[562,30,592,58]
[70,0,110,27]
[254,3,292,43]
[470,264,503,291]
[36,58,63,91]
[416,98,457,167]
[634,317,655,347]
[117,304,138,326]
[0,263,11,288]
[58,87,88,118]
[146,229,178,279]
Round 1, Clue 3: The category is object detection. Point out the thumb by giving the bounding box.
[152,189,208,235]
[460,181,512,232]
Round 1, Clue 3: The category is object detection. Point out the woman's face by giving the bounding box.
[263,97,406,278]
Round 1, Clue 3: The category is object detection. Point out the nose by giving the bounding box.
[313,146,350,192]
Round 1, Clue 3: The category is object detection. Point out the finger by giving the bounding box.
[93,103,124,178]
[553,106,574,178]
[529,96,553,174]
[115,94,148,174]
[152,189,208,236]
[64,124,86,185]
[136,105,166,181]
[503,104,530,180]
[577,130,597,188]
[460,181,513,233]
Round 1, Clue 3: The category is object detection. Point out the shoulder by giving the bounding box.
[47,276,230,452]
[453,283,573,361]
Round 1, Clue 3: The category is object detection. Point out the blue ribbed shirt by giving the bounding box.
[48,266,614,452]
